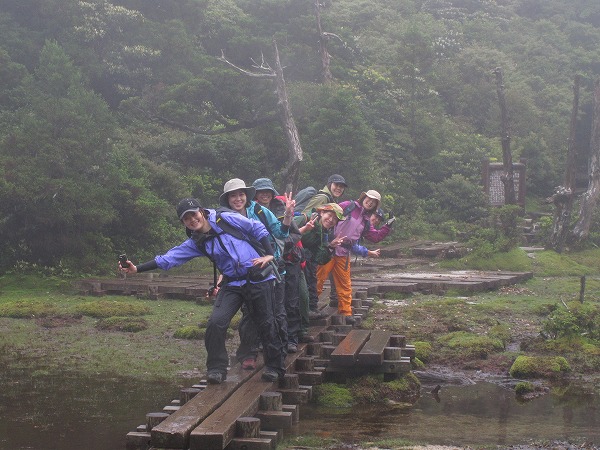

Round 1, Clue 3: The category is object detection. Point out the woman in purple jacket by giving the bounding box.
[118,198,286,384]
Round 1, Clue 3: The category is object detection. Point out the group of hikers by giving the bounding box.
[119,174,396,384]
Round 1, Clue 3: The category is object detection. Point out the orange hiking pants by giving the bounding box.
[316,255,352,316]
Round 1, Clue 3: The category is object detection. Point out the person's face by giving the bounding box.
[362,196,377,212]
[255,189,273,207]
[228,189,247,213]
[370,214,382,228]
[330,182,345,198]
[182,210,208,232]
[320,211,338,229]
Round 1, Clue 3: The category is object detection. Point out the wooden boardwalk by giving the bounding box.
[77,269,532,300]
[84,250,533,449]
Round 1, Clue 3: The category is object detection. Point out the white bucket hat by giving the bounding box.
[219,178,256,207]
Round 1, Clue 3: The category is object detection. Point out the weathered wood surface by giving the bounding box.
[357,330,393,366]
[329,330,371,367]
[150,364,258,449]
[77,270,532,300]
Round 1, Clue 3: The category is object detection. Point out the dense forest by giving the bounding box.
[1,0,599,273]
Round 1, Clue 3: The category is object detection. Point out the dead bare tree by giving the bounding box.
[315,0,333,83]
[572,78,600,242]
[219,38,303,192]
[548,75,581,252]
[493,67,517,205]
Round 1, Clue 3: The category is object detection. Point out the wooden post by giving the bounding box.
[580,275,586,303]
[146,412,169,431]
[236,417,261,438]
[180,388,201,405]
[259,392,283,411]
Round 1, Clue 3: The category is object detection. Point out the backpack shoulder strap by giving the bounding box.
[253,202,271,230]
[316,190,333,203]
[343,201,357,216]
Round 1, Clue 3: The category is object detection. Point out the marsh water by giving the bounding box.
[1,365,599,449]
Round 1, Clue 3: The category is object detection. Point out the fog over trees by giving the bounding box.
[1,0,599,272]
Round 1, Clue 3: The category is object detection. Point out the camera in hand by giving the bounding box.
[118,254,130,268]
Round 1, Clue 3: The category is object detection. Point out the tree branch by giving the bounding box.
[219,50,276,79]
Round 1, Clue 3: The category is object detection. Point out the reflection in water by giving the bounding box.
[296,383,600,447]
[1,365,598,449]
[0,365,181,450]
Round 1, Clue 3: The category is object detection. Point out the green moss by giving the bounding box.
[0,300,58,318]
[350,374,421,404]
[95,316,148,332]
[441,248,532,271]
[313,383,354,408]
[509,355,571,379]
[437,331,504,358]
[515,381,535,395]
[531,251,593,277]
[75,300,151,318]
[488,323,512,348]
[413,341,433,362]
[173,325,205,340]
[412,357,425,369]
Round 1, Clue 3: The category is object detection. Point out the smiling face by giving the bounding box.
[320,211,339,229]
[362,196,378,212]
[227,189,247,214]
[182,210,210,233]
[255,189,274,208]
[330,182,345,199]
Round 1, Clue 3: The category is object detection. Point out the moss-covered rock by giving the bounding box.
[0,300,58,318]
[351,373,421,404]
[413,341,433,362]
[509,355,571,379]
[437,331,504,358]
[75,300,150,318]
[95,316,148,332]
[174,325,205,340]
[514,381,535,395]
[313,383,354,407]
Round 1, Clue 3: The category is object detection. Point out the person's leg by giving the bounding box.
[304,257,320,312]
[331,255,353,316]
[235,303,258,368]
[205,285,243,378]
[329,273,338,307]
[245,280,286,379]
[298,269,311,339]
[284,262,301,349]
[316,258,335,296]
[273,274,288,349]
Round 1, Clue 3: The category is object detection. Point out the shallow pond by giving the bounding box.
[296,381,600,447]
[1,366,598,449]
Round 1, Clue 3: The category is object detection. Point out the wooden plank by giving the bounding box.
[357,330,393,366]
[151,364,260,449]
[188,346,311,450]
[329,330,371,367]
[189,371,276,450]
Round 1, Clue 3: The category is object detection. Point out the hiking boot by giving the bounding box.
[207,371,226,384]
[309,309,327,320]
[241,358,256,370]
[345,315,356,325]
[261,368,279,382]
[298,334,315,343]
[287,343,298,353]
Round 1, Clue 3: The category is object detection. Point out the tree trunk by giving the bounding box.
[272,38,303,193]
[315,0,333,84]
[549,75,580,252]
[572,78,600,242]
[493,67,517,205]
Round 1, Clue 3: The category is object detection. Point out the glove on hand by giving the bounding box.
[385,212,396,227]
